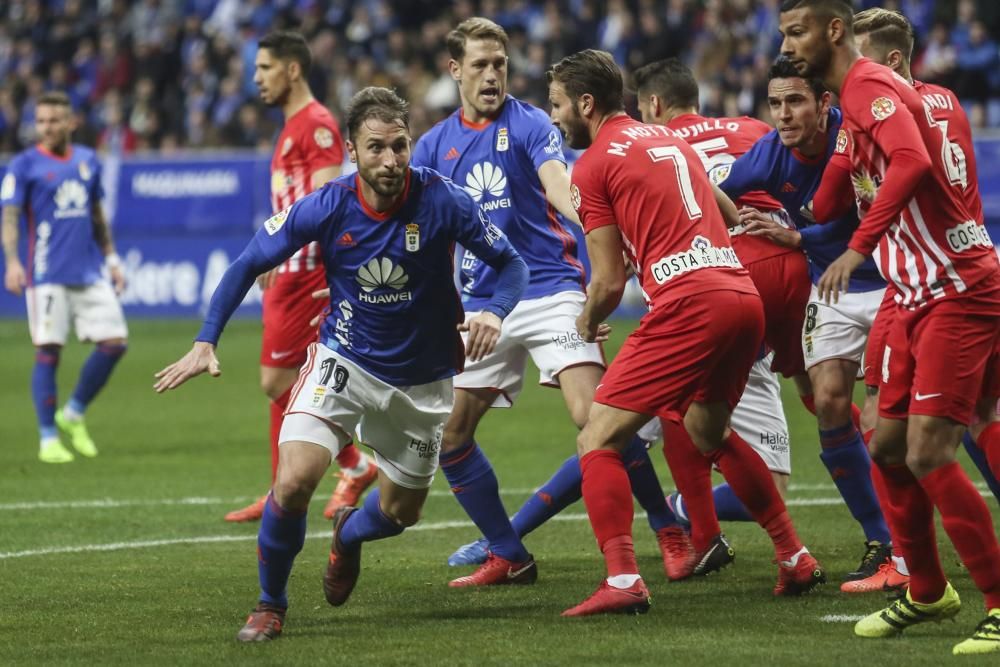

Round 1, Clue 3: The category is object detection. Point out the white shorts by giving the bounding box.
[455,290,605,407]
[803,284,885,371]
[26,281,128,346]
[636,353,791,474]
[280,344,454,489]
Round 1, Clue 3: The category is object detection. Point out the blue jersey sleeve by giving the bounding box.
[448,187,527,319]
[716,137,773,200]
[410,132,435,169]
[88,155,105,202]
[0,154,27,209]
[521,107,567,172]
[195,194,326,344]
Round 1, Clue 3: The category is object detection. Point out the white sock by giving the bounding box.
[62,404,84,421]
[343,454,371,478]
[606,574,641,589]
[892,555,909,576]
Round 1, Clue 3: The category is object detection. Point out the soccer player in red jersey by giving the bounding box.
[547,49,823,617]
[225,31,377,523]
[780,1,1000,654]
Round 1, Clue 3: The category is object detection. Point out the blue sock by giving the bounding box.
[963,431,1000,503]
[338,489,404,549]
[622,436,677,531]
[711,483,754,521]
[819,422,891,543]
[32,346,60,440]
[69,343,126,413]
[441,441,528,562]
[257,494,306,608]
[511,454,582,538]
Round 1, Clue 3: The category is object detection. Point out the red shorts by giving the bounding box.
[595,289,765,418]
[879,275,1000,425]
[260,267,328,368]
[863,288,896,388]
[746,251,810,378]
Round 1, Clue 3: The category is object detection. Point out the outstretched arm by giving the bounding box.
[538,159,582,226]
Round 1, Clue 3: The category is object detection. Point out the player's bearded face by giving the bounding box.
[254,49,291,106]
[35,104,72,151]
[452,39,508,121]
[351,119,411,199]
[779,9,834,80]
[548,82,591,150]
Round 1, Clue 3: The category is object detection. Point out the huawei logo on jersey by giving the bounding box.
[464,161,506,202]
[355,257,412,305]
[53,179,89,218]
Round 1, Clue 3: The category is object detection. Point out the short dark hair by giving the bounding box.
[447,17,509,61]
[632,58,699,110]
[780,0,855,31]
[345,87,410,142]
[37,91,72,109]
[767,57,827,99]
[853,8,914,61]
[258,30,312,73]
[547,49,624,114]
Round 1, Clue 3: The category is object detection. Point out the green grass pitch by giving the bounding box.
[1,318,997,665]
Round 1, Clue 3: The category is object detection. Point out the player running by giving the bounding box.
[412,17,677,586]
[2,91,127,463]
[154,87,528,642]
[688,56,895,587]
[780,0,1000,655]
[225,31,378,524]
[548,49,823,617]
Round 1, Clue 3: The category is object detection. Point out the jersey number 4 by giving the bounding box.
[646,145,703,220]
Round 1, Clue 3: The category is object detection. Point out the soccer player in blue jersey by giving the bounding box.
[2,91,128,464]
[705,57,894,585]
[411,17,679,584]
[154,87,528,642]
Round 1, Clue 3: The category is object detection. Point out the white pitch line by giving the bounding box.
[819,614,865,623]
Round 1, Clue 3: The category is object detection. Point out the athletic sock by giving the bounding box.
[962,430,1000,503]
[621,435,676,531]
[269,388,291,482]
[68,342,126,415]
[661,419,719,553]
[974,423,1000,497]
[336,443,370,476]
[818,422,891,543]
[337,489,404,550]
[441,441,528,562]
[919,461,1000,609]
[865,441,905,562]
[711,431,803,561]
[874,461,946,603]
[32,346,60,441]
[511,454,581,538]
[674,484,754,522]
[580,450,638,577]
[257,493,306,607]
[800,393,860,429]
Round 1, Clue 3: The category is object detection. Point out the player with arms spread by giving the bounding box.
[1,91,127,463]
[225,31,378,524]
[154,87,528,641]
[412,17,677,585]
[780,0,1000,654]
[548,49,823,617]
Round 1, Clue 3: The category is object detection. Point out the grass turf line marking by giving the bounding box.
[819,615,866,623]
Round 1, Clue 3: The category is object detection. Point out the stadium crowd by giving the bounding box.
[2,0,1000,156]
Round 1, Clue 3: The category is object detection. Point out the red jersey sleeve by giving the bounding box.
[300,116,345,177]
[843,75,932,256]
[572,157,617,234]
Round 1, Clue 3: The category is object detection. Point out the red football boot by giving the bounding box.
[448,552,537,588]
[562,579,651,617]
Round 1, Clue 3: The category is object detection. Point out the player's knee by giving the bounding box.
[812,384,852,425]
[380,501,420,528]
[260,376,288,401]
[441,424,473,453]
[272,472,319,511]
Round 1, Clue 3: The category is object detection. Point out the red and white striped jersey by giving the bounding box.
[270,99,344,274]
[836,58,997,309]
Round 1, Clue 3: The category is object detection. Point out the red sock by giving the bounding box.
[868,457,902,558]
[336,442,362,470]
[876,461,946,603]
[660,419,720,553]
[580,449,637,577]
[711,432,803,561]
[978,422,1000,481]
[920,461,1000,609]
[269,388,292,482]
[801,393,860,428]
